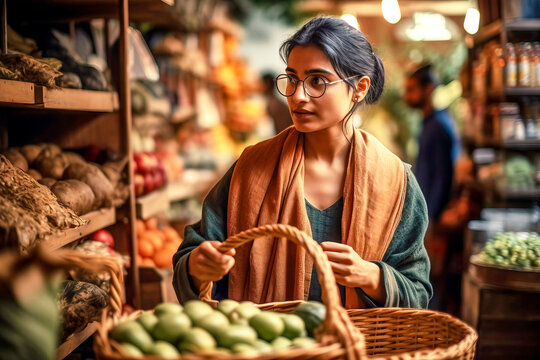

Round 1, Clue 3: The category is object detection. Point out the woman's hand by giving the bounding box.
[320,241,385,303]
[188,241,236,290]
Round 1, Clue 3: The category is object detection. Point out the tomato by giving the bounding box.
[90,229,115,248]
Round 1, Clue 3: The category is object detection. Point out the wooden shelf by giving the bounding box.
[503,139,540,150]
[41,207,116,252]
[57,321,99,360]
[136,188,170,219]
[0,80,119,112]
[505,87,540,96]
[35,87,119,112]
[473,18,540,45]
[167,169,217,202]
[503,188,540,201]
[505,18,540,32]
[0,79,36,105]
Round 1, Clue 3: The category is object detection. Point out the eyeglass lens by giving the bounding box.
[276,75,327,98]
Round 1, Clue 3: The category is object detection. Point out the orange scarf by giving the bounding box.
[227,127,407,308]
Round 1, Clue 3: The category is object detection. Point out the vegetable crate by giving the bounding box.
[94,224,477,359]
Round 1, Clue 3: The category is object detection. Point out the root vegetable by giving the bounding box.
[63,163,114,208]
[3,149,28,172]
[19,144,45,165]
[51,180,95,215]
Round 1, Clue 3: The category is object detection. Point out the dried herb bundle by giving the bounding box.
[0,155,84,251]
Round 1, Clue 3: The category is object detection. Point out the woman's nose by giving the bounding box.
[291,82,310,102]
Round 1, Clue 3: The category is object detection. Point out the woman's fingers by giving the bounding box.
[320,241,353,253]
[324,250,353,265]
[200,241,233,265]
[327,261,352,276]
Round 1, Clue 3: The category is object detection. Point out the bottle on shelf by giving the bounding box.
[518,42,531,87]
[505,42,517,88]
[533,42,540,87]
[500,102,520,141]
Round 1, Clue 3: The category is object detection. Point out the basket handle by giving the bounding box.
[199,224,366,359]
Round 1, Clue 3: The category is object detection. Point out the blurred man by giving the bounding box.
[404,64,460,221]
[262,72,293,134]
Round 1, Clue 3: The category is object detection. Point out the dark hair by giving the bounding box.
[408,63,439,88]
[280,17,385,114]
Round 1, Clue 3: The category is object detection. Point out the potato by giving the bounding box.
[3,148,28,172]
[19,144,45,165]
[62,151,86,165]
[27,168,42,180]
[39,143,62,157]
[63,162,114,208]
[51,180,95,215]
[34,153,69,179]
[38,177,57,188]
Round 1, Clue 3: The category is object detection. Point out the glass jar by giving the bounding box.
[518,42,531,87]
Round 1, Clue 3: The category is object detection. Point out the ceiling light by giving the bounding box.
[381,0,401,24]
[464,8,480,34]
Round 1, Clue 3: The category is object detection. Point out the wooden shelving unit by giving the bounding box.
[465,4,540,357]
[57,321,99,360]
[136,188,170,219]
[1,3,137,359]
[1,0,242,356]
[40,207,116,252]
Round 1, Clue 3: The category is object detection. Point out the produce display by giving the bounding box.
[504,156,535,189]
[0,155,84,251]
[109,300,324,357]
[133,152,168,197]
[2,143,129,216]
[136,219,182,268]
[477,232,540,268]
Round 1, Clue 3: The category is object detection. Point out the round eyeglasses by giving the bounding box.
[275,74,360,98]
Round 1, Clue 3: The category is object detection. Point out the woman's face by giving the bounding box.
[286,45,356,133]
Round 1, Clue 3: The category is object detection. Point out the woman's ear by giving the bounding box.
[353,76,371,103]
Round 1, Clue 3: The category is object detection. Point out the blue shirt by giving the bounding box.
[415,109,460,220]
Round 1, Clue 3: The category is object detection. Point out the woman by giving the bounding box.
[173,17,432,309]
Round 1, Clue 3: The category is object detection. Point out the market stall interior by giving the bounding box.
[0,0,538,359]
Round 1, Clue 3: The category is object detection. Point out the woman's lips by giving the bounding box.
[293,109,315,118]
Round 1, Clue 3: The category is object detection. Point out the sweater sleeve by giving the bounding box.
[172,164,235,304]
[356,165,433,308]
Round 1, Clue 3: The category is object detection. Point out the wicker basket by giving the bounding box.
[55,249,124,318]
[94,224,477,360]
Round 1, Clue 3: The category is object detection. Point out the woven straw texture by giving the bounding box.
[94,224,476,360]
[55,249,124,317]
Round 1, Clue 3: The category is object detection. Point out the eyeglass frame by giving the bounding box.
[274,73,361,99]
